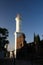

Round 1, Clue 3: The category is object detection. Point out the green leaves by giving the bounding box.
[0,28,9,37]
[34,33,40,44]
[0,27,9,51]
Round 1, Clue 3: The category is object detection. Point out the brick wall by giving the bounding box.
[17,33,25,49]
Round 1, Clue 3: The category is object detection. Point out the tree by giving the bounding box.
[34,33,40,56]
[0,27,9,57]
[34,33,40,44]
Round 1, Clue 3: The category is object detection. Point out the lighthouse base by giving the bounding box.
[14,32,26,58]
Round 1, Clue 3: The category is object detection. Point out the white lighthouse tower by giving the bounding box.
[14,14,22,58]
[15,14,22,32]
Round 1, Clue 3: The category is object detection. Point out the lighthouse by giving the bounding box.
[15,14,22,32]
[14,14,22,58]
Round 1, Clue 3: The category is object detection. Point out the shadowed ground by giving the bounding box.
[0,58,14,65]
[0,57,43,65]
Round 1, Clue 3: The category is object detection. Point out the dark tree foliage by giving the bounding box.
[0,27,9,56]
[34,33,40,44]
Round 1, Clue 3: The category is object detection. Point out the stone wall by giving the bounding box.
[17,33,25,49]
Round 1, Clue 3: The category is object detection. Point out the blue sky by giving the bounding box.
[0,0,43,51]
